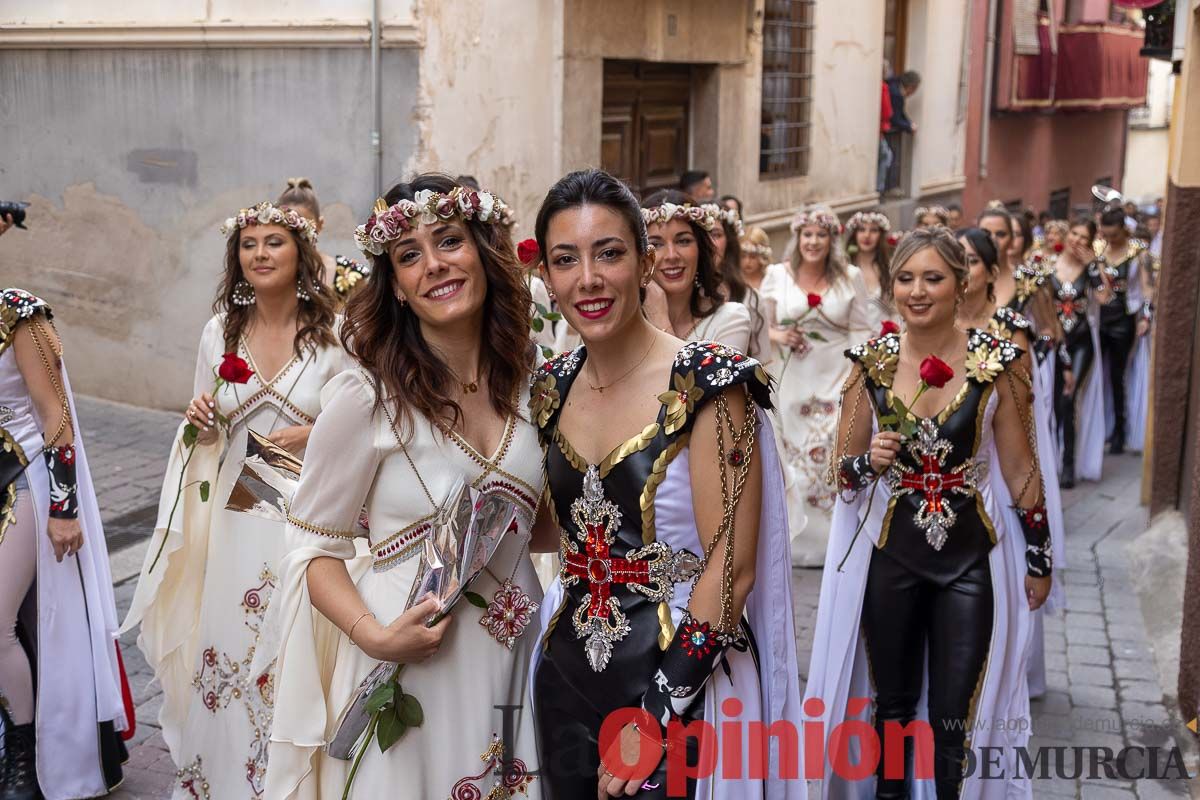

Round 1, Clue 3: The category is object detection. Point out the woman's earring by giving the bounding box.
[232,280,256,306]
[396,294,407,307]
[296,279,312,302]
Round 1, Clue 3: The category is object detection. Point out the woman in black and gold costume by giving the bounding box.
[804,227,1051,799]
[528,169,803,799]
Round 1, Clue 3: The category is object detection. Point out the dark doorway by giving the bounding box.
[602,60,692,197]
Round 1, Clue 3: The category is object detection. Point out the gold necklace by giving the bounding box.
[585,336,656,393]
[448,366,479,394]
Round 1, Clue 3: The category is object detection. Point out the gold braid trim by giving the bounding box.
[598,422,659,478]
[1004,365,1042,507]
[639,433,691,649]
[28,318,72,448]
[286,513,356,539]
[827,365,868,490]
[552,428,588,474]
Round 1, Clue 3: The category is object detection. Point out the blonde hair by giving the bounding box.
[787,203,847,284]
[277,177,320,219]
[741,225,773,265]
[889,225,968,290]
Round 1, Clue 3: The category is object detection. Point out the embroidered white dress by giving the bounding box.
[759,263,874,565]
[122,315,351,799]
[260,369,544,799]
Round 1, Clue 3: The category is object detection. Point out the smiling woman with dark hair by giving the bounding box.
[260,174,546,796]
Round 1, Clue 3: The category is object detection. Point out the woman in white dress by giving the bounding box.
[122,202,347,798]
[761,205,873,565]
[640,191,753,352]
[0,289,128,800]
[845,210,896,331]
[261,175,544,798]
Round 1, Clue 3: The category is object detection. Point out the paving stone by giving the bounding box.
[1117,680,1166,704]
[1069,644,1114,667]
[1112,658,1159,681]
[1069,664,1116,688]
[1079,784,1136,798]
[1071,685,1119,710]
[1067,626,1111,647]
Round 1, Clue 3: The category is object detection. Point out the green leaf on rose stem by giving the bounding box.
[530,316,545,333]
[398,693,424,727]
[533,301,550,316]
[376,706,408,753]
[898,419,917,438]
[199,481,210,502]
[182,423,198,448]
[365,681,396,715]
[543,311,563,322]
[541,346,556,360]
[807,331,828,341]
[464,590,489,609]
[877,414,899,428]
[779,317,796,326]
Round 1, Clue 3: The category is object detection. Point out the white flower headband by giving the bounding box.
[220,201,318,244]
[914,205,950,223]
[846,211,892,233]
[641,202,719,233]
[701,203,745,237]
[789,208,843,236]
[354,187,514,257]
[741,240,773,260]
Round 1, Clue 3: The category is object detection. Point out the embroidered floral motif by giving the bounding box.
[0,288,51,357]
[964,330,1018,384]
[449,735,534,799]
[989,307,1033,341]
[658,370,699,436]
[1053,280,1088,334]
[177,757,212,799]
[479,581,539,650]
[1013,258,1050,306]
[850,333,900,387]
[334,255,370,297]
[680,616,716,659]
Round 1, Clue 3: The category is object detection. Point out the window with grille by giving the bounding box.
[760,0,815,179]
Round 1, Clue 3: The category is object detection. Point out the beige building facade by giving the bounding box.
[2,0,971,406]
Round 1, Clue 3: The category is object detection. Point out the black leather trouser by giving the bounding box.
[1098,311,1136,445]
[1055,327,1096,471]
[861,548,994,799]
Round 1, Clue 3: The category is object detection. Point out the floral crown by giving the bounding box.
[914,205,950,223]
[741,239,773,260]
[846,211,892,233]
[641,202,719,233]
[220,201,318,244]
[354,187,514,256]
[700,203,745,237]
[789,208,843,235]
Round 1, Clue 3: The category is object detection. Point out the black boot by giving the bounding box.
[1060,461,1076,490]
[1109,428,1125,455]
[874,719,913,798]
[0,723,41,800]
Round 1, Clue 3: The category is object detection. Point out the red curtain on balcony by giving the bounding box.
[1056,24,1150,109]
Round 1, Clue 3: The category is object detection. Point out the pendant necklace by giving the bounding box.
[585,336,656,394]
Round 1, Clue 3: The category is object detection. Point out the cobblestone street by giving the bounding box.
[73,395,1196,799]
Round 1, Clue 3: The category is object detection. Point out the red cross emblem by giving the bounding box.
[888,418,981,551]
[563,522,651,621]
[897,452,966,516]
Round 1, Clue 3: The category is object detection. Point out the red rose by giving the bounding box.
[807,292,823,308]
[218,353,255,384]
[1053,242,1065,253]
[919,355,955,389]
[517,238,540,265]
[887,233,901,246]
[879,320,900,337]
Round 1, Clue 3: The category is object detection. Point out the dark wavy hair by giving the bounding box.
[957,227,1000,303]
[641,188,724,322]
[534,169,649,258]
[214,222,336,354]
[341,173,533,436]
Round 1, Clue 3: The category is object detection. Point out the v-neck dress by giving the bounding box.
[123,314,352,799]
[261,368,546,798]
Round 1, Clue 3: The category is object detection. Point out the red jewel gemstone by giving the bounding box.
[701,356,714,366]
[728,448,745,466]
[733,354,745,362]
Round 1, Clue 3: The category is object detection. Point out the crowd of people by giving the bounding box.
[0,167,1158,799]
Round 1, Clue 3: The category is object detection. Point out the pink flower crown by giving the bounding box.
[220,202,318,244]
[914,205,950,223]
[846,211,892,233]
[789,208,843,235]
[355,187,514,257]
[700,203,745,237]
[641,202,719,233]
[741,240,773,260]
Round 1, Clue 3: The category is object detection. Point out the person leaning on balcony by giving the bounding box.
[886,70,921,136]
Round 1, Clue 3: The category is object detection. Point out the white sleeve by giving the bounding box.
[708,302,753,354]
[193,316,225,397]
[845,268,876,340]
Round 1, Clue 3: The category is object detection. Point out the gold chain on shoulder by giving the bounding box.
[1004,366,1041,506]
[826,366,866,489]
[28,318,72,447]
[699,390,759,633]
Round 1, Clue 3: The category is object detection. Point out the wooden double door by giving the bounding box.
[601,60,692,198]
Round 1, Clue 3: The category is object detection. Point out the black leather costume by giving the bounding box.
[1049,266,1101,474]
[529,340,771,799]
[840,329,1027,799]
[1096,242,1146,451]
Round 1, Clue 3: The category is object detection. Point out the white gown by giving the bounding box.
[0,289,127,800]
[759,263,874,565]
[687,301,752,353]
[260,369,545,799]
[122,315,351,799]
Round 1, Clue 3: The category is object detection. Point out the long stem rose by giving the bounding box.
[147,353,253,573]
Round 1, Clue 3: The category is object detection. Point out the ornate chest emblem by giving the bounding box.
[1055,282,1087,334]
[561,465,699,671]
[886,418,984,550]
